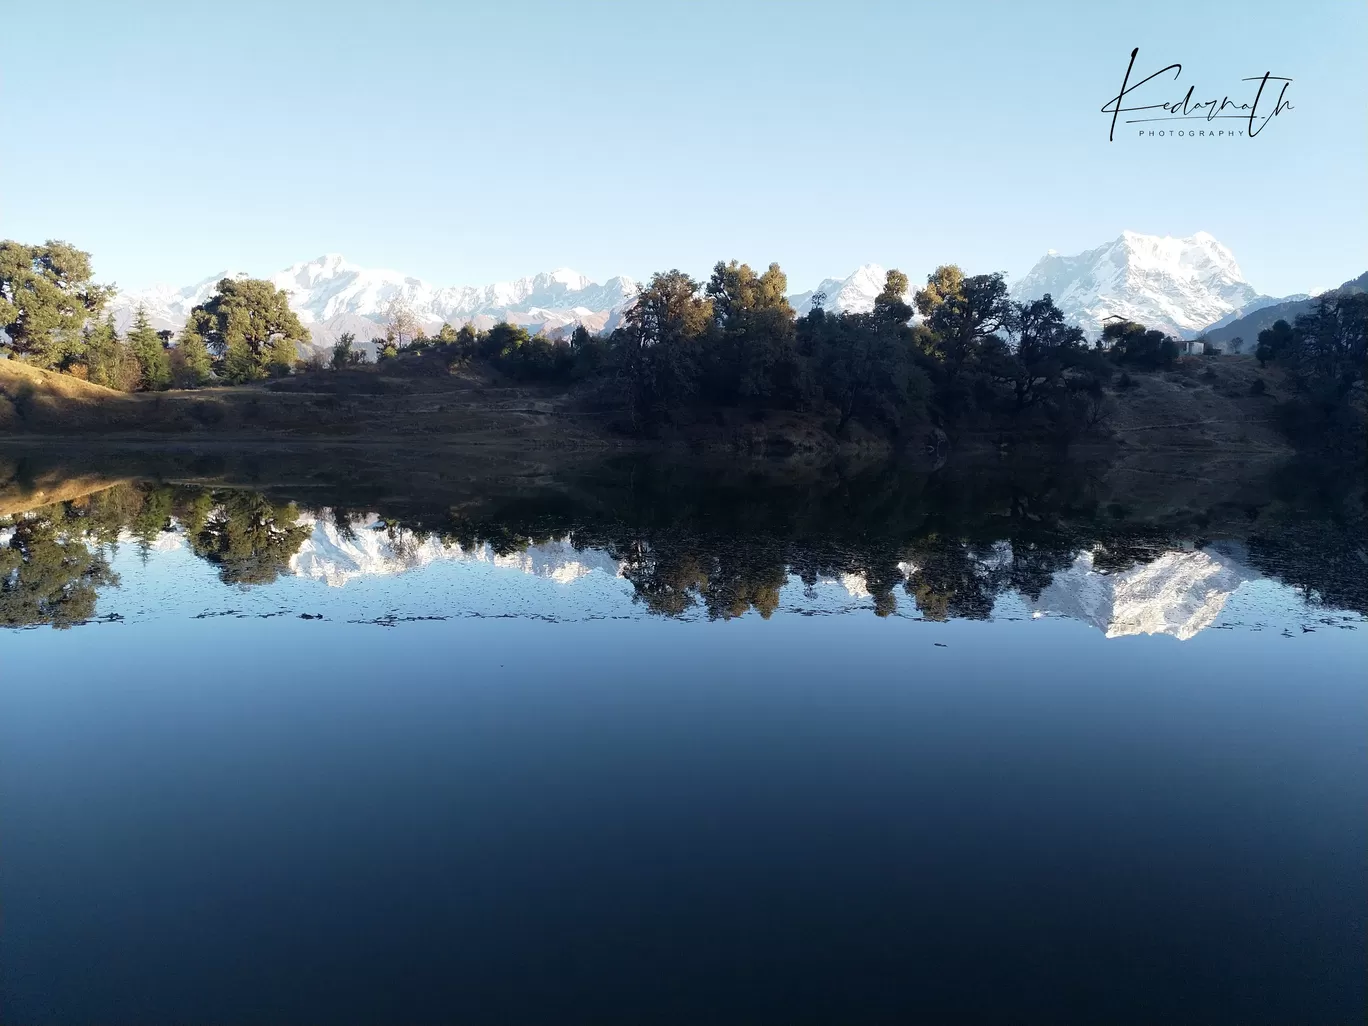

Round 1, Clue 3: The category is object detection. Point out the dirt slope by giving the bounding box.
[1105,357,1291,454]
[2,354,1299,459]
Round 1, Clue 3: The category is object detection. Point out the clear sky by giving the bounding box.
[3,0,1364,297]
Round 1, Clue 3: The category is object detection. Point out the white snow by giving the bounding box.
[1033,547,1255,640]
[839,572,871,599]
[1010,230,1268,339]
[106,258,640,352]
[788,264,910,316]
[115,529,185,553]
[288,514,622,588]
[104,230,1275,356]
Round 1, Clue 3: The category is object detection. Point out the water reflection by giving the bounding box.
[2,448,1365,1026]
[1,449,1364,635]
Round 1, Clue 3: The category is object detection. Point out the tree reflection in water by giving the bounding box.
[1,453,1363,629]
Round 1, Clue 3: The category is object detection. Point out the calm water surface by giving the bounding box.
[1,448,1364,1024]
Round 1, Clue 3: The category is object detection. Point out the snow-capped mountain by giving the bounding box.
[107,271,246,333]
[109,255,913,350]
[287,515,1262,639]
[107,255,640,351]
[81,511,1311,639]
[1032,545,1257,640]
[289,514,623,588]
[1010,231,1268,340]
[103,231,1289,354]
[788,264,911,316]
[1201,292,1309,334]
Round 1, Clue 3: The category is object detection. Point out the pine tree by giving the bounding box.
[173,322,212,386]
[0,240,113,368]
[128,307,171,390]
[85,315,120,388]
[84,314,140,391]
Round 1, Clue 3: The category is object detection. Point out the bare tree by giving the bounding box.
[384,297,421,351]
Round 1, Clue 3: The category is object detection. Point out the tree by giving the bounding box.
[188,491,313,586]
[384,297,422,351]
[127,307,172,390]
[1103,319,1179,369]
[1289,292,1367,391]
[703,260,799,403]
[994,295,1087,411]
[914,266,1010,379]
[1254,296,1367,450]
[0,240,114,368]
[803,271,927,432]
[1255,319,1293,368]
[619,270,712,426]
[186,277,310,384]
[482,321,532,361]
[873,269,912,322]
[0,509,118,628]
[172,322,212,386]
[84,315,141,391]
[1253,297,1367,392]
[331,331,359,370]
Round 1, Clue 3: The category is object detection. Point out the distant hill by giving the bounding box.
[1204,272,1368,350]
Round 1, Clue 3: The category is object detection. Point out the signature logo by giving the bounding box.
[1102,48,1293,141]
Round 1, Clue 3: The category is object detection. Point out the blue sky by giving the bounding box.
[3,0,1363,296]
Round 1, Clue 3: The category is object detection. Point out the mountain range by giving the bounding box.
[1008,230,1273,339]
[107,257,640,352]
[105,232,1351,353]
[1203,271,1367,350]
[108,514,1271,640]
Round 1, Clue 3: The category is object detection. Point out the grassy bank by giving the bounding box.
[0,354,1297,459]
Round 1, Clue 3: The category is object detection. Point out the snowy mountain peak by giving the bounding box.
[1034,546,1256,640]
[103,230,1282,354]
[788,263,908,316]
[107,257,642,350]
[544,267,591,289]
[1013,231,1262,338]
[279,253,366,287]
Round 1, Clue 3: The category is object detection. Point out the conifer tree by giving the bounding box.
[128,307,171,390]
[85,315,124,389]
[186,278,310,384]
[0,240,113,368]
[173,322,213,386]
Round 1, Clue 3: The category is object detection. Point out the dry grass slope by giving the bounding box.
[0,359,135,432]
[1106,357,1292,454]
[1,354,1300,459]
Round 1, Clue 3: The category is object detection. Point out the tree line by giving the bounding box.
[3,238,1360,443]
[0,241,309,388]
[5,452,1363,629]
[1249,293,1367,448]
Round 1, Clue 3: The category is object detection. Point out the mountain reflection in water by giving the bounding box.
[1,447,1363,637]
[2,444,1365,1026]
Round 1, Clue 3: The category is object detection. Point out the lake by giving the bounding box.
[1,445,1364,1024]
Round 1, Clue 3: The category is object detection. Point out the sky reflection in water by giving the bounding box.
[1,452,1364,1024]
